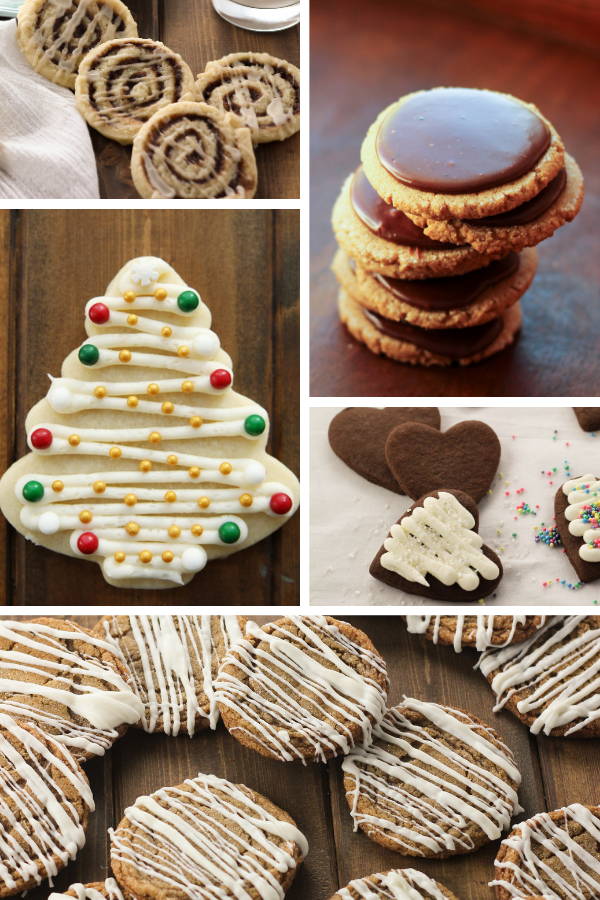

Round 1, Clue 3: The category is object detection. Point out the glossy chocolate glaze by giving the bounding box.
[351,166,453,249]
[464,168,566,226]
[362,307,504,359]
[377,88,551,194]
[372,252,518,311]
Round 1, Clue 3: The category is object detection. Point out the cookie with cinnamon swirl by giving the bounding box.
[196,51,300,145]
[131,100,258,199]
[75,38,196,145]
[17,0,138,90]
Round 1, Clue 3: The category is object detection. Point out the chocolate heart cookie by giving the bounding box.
[385,420,500,501]
[370,488,503,600]
[328,407,440,494]
[573,407,600,432]
[555,474,600,583]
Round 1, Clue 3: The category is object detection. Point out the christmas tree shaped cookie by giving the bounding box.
[0,257,299,588]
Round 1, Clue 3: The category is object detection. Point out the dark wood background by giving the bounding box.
[1,0,299,199]
[310,0,600,397]
[0,210,299,607]
[20,614,600,900]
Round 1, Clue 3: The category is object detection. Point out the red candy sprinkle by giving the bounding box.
[270,493,293,515]
[88,302,110,325]
[77,532,99,554]
[209,369,232,390]
[30,428,52,449]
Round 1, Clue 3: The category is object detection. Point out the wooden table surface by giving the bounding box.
[19,613,600,900]
[310,0,600,397]
[0,209,299,607]
[2,0,300,199]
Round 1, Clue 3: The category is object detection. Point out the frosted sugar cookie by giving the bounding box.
[49,880,129,900]
[131,102,257,199]
[404,615,547,652]
[110,772,307,899]
[342,697,521,858]
[555,474,600,583]
[17,0,138,90]
[196,52,300,145]
[215,615,388,763]
[95,614,247,735]
[330,869,462,900]
[75,39,196,145]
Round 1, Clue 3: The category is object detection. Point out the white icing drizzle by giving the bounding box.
[562,474,600,562]
[478,615,600,736]
[405,616,546,653]
[337,869,450,900]
[381,493,499,590]
[0,713,94,890]
[342,697,521,856]
[101,615,245,735]
[110,772,308,900]
[0,620,143,759]
[215,616,388,763]
[489,804,600,899]
[49,878,124,900]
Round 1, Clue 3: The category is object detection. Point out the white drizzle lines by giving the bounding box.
[337,869,452,900]
[49,879,125,900]
[405,615,546,653]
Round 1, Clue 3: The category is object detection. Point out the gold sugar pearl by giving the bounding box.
[198,496,210,509]
[154,287,167,301]
[190,416,202,429]
[79,510,92,524]
[162,401,174,415]
[149,432,161,444]
[177,345,190,358]
[139,550,152,564]
[94,386,107,399]
[140,460,152,472]
[127,395,139,408]
[123,290,136,303]
[220,462,232,475]
[168,525,181,538]
[109,447,122,459]
[119,349,132,363]
[239,493,253,508]
[52,480,64,493]
[124,493,137,507]
[182,380,194,393]
[189,466,200,479]
[165,491,177,503]
[93,481,106,494]
[114,551,126,563]
[167,454,178,466]
[161,326,172,337]
[147,383,160,395]
[125,522,140,535]
[191,524,203,537]
[162,551,174,563]
[68,434,80,447]
[127,314,138,326]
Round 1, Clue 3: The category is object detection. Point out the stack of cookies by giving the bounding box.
[332,87,584,367]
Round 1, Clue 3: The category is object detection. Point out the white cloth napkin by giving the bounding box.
[0,19,100,199]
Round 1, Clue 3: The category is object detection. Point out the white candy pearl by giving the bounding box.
[48,386,72,412]
[181,547,206,572]
[244,462,266,486]
[38,512,60,535]
[193,334,219,357]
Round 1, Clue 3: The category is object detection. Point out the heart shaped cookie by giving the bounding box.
[370,488,503,600]
[328,407,441,494]
[573,408,600,433]
[555,474,600,583]
[385,421,501,502]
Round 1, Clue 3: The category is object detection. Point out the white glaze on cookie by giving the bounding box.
[405,616,546,653]
[337,869,451,900]
[342,697,521,856]
[478,615,600,735]
[110,772,308,900]
[49,879,124,900]
[215,616,388,763]
[381,493,499,590]
[562,474,600,562]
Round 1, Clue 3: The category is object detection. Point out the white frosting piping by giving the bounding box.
[406,615,546,653]
[562,474,600,562]
[337,869,450,900]
[49,878,124,900]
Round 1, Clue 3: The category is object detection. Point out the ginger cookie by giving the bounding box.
[0,714,94,895]
[555,474,600,583]
[94,614,247,735]
[404,615,548,652]
[327,406,441,494]
[385,420,501,502]
[49,880,130,900]
[215,615,388,763]
[342,697,521,858]
[479,615,600,736]
[110,771,307,899]
[491,804,600,900]
[0,617,143,761]
[362,88,564,221]
[573,408,600,433]
[330,869,462,900]
[370,489,502,600]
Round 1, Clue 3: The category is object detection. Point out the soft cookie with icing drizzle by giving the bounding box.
[110,771,307,900]
[404,615,548,652]
[342,697,521,859]
[215,615,388,763]
[555,474,600,583]
[49,879,130,900]
[94,614,247,736]
[370,489,502,600]
[329,868,462,900]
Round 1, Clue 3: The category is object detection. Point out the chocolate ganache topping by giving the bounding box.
[464,167,566,226]
[377,88,551,194]
[372,252,519,311]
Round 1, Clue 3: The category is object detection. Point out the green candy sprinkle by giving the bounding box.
[244,414,266,437]
[219,522,241,544]
[177,290,200,313]
[79,344,100,366]
[22,480,44,502]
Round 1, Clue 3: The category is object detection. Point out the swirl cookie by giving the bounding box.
[196,52,300,145]
[95,614,247,735]
[491,804,600,900]
[404,615,548,652]
[330,869,462,900]
[479,615,600,736]
[343,698,521,858]
[75,39,196,145]
[110,772,307,899]
[0,715,94,894]
[215,615,388,763]
[131,101,257,199]
[555,474,600,583]
[0,617,143,761]
[50,880,129,900]
[17,0,138,90]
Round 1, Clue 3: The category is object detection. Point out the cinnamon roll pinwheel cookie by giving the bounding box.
[17,0,138,90]
[131,101,258,199]
[196,52,300,145]
[75,39,196,145]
